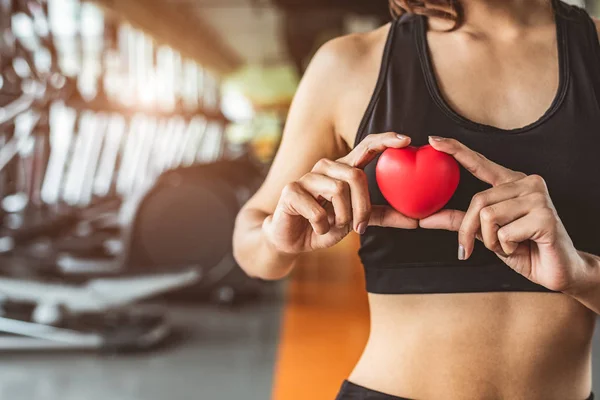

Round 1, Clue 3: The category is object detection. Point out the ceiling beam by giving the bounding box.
[91,0,243,76]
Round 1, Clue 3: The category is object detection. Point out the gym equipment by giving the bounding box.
[376,145,460,219]
[51,152,265,306]
[92,113,126,198]
[0,0,210,353]
[0,0,78,246]
[0,262,200,351]
[0,107,205,352]
[0,0,256,354]
[123,154,267,303]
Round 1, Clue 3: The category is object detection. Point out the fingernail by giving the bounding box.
[356,222,367,235]
[458,244,466,260]
[429,136,445,142]
[396,134,407,140]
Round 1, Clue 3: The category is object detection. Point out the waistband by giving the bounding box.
[336,381,412,400]
[336,380,594,400]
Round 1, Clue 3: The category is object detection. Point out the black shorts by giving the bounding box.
[335,380,595,400]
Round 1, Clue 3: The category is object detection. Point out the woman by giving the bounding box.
[233,0,600,398]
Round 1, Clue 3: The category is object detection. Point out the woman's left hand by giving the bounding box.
[420,136,587,293]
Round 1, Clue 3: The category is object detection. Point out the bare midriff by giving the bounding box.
[349,291,596,400]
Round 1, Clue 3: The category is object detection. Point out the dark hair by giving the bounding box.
[389,0,561,29]
[388,0,464,28]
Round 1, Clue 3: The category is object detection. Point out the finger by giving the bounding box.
[312,159,371,234]
[458,181,534,259]
[479,192,549,253]
[299,173,352,228]
[280,182,330,235]
[428,136,525,186]
[323,202,336,227]
[368,205,419,229]
[496,208,557,255]
[419,178,528,232]
[338,132,411,169]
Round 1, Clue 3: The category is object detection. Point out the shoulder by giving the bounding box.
[293,23,393,147]
[295,23,393,120]
[593,17,600,43]
[289,23,393,120]
[304,23,392,85]
[303,23,394,107]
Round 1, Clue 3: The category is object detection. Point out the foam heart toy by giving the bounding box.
[375,145,460,219]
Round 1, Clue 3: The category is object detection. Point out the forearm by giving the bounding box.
[233,208,300,280]
[565,251,600,314]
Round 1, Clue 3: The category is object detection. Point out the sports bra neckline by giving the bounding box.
[414,9,570,135]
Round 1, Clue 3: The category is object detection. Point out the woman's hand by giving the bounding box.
[262,132,419,255]
[419,136,587,293]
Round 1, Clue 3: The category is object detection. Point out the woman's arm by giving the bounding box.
[565,17,600,312]
[565,253,600,314]
[233,30,392,280]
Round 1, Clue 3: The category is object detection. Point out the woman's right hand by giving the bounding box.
[262,132,419,255]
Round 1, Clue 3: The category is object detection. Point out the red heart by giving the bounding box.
[376,145,460,219]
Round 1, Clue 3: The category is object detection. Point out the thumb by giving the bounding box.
[368,205,419,229]
[419,209,465,231]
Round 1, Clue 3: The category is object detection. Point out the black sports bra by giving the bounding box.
[355,1,600,294]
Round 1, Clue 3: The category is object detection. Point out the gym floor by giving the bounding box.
[3,234,600,400]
